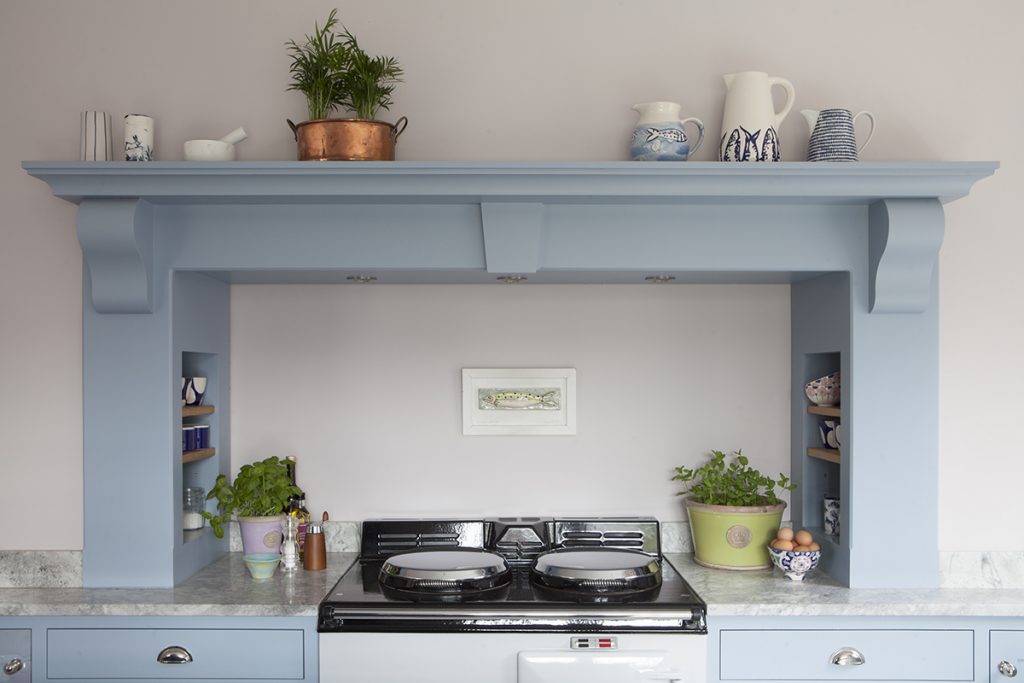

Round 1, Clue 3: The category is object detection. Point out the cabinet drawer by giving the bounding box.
[991,630,1024,682]
[0,629,31,682]
[720,629,974,681]
[47,628,304,679]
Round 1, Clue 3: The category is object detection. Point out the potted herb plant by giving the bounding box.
[285,9,406,160]
[672,449,795,570]
[204,456,301,555]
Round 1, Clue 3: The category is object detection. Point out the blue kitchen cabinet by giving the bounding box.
[0,629,31,682]
[0,616,317,683]
[991,631,1024,683]
[710,616,985,683]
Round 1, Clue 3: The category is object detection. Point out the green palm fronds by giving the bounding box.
[286,9,403,122]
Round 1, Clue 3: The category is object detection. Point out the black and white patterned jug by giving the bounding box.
[802,109,876,161]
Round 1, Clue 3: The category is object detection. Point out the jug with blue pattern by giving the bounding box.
[630,102,705,161]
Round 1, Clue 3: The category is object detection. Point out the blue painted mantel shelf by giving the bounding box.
[23,160,997,589]
[25,161,995,315]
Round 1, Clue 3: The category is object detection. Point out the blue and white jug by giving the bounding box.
[630,102,705,161]
[719,71,795,162]
[802,109,876,161]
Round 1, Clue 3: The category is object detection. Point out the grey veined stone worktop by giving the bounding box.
[4,551,1024,618]
[667,554,1024,617]
[0,553,355,617]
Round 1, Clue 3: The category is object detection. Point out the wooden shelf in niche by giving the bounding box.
[807,404,840,417]
[182,405,214,418]
[183,448,215,464]
[807,447,840,464]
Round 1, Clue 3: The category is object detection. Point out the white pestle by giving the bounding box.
[219,127,248,146]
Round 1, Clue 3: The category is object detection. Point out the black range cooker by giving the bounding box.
[318,517,707,634]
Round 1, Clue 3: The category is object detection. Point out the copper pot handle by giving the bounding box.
[392,116,408,140]
[286,118,299,141]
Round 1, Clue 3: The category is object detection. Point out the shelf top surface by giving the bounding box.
[23,160,998,205]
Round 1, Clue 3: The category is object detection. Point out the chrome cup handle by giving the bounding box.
[156,646,193,664]
[830,647,865,666]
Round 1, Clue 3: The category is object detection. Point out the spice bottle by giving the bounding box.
[183,486,204,531]
[303,512,327,571]
[281,516,300,572]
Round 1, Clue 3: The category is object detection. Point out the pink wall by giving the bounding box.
[0,0,1020,550]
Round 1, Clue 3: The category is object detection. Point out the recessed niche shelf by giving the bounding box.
[183,405,215,418]
[183,447,215,464]
[807,447,841,464]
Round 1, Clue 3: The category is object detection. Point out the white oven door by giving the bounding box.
[519,650,684,683]
[320,633,705,683]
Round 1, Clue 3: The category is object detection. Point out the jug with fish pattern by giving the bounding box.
[630,102,705,161]
[719,71,795,162]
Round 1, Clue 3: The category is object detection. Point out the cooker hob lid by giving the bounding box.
[531,548,662,593]
[380,549,511,593]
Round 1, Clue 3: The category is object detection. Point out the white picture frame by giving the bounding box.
[462,368,577,436]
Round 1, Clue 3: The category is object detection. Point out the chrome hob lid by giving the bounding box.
[380,549,511,593]
[530,548,662,593]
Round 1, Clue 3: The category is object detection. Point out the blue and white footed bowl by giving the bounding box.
[767,546,821,581]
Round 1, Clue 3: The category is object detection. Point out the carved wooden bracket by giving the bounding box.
[481,203,544,274]
[77,198,154,313]
[868,198,945,314]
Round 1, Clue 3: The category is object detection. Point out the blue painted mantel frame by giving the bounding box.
[24,161,996,588]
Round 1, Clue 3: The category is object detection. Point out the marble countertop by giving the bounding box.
[667,554,1024,617]
[4,552,1024,619]
[0,553,356,617]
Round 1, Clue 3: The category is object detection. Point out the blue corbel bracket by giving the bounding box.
[481,202,544,274]
[77,198,154,313]
[868,198,945,314]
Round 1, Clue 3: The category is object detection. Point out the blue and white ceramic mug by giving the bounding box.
[124,114,154,161]
[183,376,207,406]
[824,495,840,536]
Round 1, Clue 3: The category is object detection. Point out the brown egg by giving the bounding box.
[772,539,795,551]
[795,529,814,546]
[808,542,821,551]
[776,527,795,542]
[794,544,812,551]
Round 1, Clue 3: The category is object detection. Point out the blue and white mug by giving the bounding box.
[824,495,840,536]
[183,376,207,406]
[124,114,154,161]
[819,420,840,449]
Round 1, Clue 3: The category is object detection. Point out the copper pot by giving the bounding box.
[287,117,408,161]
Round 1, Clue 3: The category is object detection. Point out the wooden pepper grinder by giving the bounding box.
[304,511,328,571]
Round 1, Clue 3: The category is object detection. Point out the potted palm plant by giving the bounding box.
[286,9,406,160]
[204,456,301,555]
[673,449,795,570]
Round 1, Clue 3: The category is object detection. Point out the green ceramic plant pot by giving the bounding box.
[684,498,786,570]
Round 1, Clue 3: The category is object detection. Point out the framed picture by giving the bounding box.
[462,368,577,436]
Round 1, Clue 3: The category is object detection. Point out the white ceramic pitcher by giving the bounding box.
[719,71,795,162]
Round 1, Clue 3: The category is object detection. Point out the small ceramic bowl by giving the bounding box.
[184,139,235,161]
[243,553,281,580]
[767,546,821,581]
[805,372,840,406]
